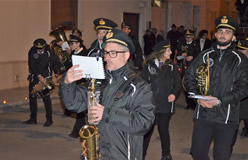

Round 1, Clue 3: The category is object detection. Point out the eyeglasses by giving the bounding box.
[69,42,77,46]
[103,50,127,58]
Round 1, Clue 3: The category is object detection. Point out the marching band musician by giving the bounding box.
[177,29,200,110]
[87,18,117,57]
[68,34,87,57]
[59,29,155,160]
[141,40,182,160]
[184,16,248,160]
[23,38,61,127]
[67,34,88,138]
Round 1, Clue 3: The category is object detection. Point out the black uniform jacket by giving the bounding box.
[184,42,248,124]
[87,39,102,57]
[141,59,181,114]
[28,45,60,80]
[59,63,155,160]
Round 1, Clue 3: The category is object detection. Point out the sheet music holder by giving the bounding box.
[72,55,105,79]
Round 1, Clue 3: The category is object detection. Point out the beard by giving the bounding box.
[216,38,233,46]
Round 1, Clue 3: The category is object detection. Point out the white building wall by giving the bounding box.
[0,0,151,90]
[0,0,51,90]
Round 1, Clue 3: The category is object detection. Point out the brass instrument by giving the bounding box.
[49,27,71,73]
[183,46,188,70]
[79,79,101,160]
[49,26,68,42]
[31,77,55,98]
[195,54,210,96]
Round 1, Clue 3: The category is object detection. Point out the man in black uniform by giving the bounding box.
[184,16,248,160]
[87,18,117,57]
[23,38,61,127]
[59,29,155,160]
[177,29,200,110]
[121,22,143,70]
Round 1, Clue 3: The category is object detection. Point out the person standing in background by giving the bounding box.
[121,22,144,70]
[167,24,181,62]
[196,29,212,52]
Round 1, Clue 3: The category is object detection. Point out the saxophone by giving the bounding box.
[195,54,210,96]
[79,79,101,160]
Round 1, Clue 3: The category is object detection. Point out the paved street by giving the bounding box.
[0,87,247,160]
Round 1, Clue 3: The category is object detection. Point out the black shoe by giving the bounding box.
[62,112,71,118]
[240,131,248,137]
[69,133,79,138]
[23,119,37,124]
[43,120,53,127]
[184,105,191,110]
[162,154,172,160]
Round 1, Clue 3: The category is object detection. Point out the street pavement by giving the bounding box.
[0,87,247,160]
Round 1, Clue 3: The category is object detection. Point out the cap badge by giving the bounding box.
[99,19,105,25]
[221,16,228,24]
[36,43,44,48]
[238,41,242,46]
[186,30,190,34]
[106,31,113,39]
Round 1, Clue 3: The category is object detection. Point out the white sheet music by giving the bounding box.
[72,55,105,79]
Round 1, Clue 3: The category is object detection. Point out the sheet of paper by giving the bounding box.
[72,55,105,79]
[176,56,186,60]
[188,94,217,101]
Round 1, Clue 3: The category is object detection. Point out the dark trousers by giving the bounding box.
[143,113,172,158]
[191,119,238,160]
[29,82,52,120]
[71,111,86,136]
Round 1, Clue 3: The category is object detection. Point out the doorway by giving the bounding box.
[123,13,140,39]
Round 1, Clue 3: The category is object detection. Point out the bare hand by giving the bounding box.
[37,74,45,83]
[88,104,104,124]
[56,74,62,82]
[57,41,63,47]
[168,94,176,102]
[186,56,193,61]
[182,52,187,57]
[198,96,218,108]
[64,64,83,84]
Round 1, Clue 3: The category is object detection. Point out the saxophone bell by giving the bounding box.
[79,79,101,160]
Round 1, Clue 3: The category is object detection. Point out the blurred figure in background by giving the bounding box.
[121,22,144,70]
[196,29,212,52]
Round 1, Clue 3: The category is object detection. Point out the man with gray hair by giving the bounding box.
[59,29,155,160]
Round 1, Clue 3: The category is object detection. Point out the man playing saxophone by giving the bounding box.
[59,29,155,160]
[184,16,248,160]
